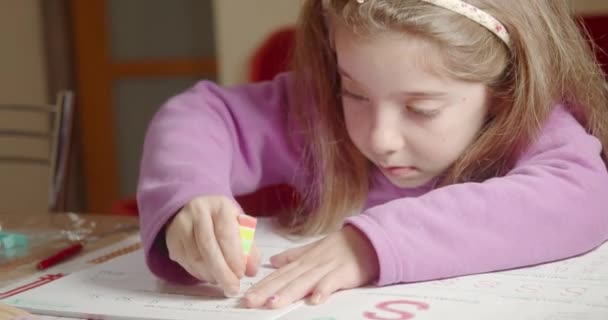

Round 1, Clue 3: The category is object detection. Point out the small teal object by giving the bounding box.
[0,231,29,250]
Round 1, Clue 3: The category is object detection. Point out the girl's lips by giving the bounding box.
[383,166,418,176]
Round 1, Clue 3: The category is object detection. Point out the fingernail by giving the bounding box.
[266,294,280,307]
[244,292,257,305]
[225,286,240,297]
[224,291,238,298]
[310,292,322,304]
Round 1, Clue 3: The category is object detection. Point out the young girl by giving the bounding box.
[137,0,608,309]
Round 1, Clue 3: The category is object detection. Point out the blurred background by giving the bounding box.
[0,0,606,216]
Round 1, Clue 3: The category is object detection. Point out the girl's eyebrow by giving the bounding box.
[338,65,447,99]
[401,91,447,99]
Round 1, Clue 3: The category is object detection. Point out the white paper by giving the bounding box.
[286,243,608,320]
[4,247,308,320]
[3,218,608,320]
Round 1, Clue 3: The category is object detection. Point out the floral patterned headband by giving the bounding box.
[356,0,510,46]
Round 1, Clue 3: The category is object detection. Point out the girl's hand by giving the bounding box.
[243,226,379,308]
[165,195,261,297]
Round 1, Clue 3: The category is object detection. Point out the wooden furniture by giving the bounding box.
[0,211,138,287]
[0,91,74,213]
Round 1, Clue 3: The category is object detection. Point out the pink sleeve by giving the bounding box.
[346,106,608,285]
[137,74,299,283]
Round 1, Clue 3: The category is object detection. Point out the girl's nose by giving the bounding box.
[369,110,405,158]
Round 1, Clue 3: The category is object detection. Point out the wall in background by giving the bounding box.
[212,0,300,85]
[0,0,50,213]
[1,0,607,213]
[212,0,608,86]
[0,0,47,104]
[3,0,607,111]
[5,1,602,100]
[572,0,608,14]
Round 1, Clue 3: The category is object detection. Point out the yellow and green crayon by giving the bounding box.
[237,214,257,264]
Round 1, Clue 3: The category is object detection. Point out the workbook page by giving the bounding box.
[282,241,608,320]
[3,219,319,320]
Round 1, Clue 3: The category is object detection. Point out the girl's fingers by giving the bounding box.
[309,268,351,305]
[245,243,261,277]
[166,227,185,264]
[265,264,332,309]
[249,256,303,292]
[181,238,215,282]
[193,210,240,297]
[214,202,246,278]
[181,258,209,282]
[166,211,191,263]
[270,242,315,268]
[245,261,310,307]
[166,214,209,279]
[168,234,210,282]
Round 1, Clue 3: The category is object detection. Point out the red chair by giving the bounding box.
[579,15,608,76]
[113,17,608,216]
[238,26,299,217]
[249,27,296,82]
[110,196,139,216]
[111,27,298,216]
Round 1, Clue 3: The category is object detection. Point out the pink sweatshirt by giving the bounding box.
[137,73,608,286]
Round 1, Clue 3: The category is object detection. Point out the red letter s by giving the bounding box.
[363,300,429,320]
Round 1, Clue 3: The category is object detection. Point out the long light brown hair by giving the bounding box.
[283,0,608,235]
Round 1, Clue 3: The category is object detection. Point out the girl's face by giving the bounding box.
[334,25,489,188]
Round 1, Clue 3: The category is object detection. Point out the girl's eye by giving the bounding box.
[407,106,440,118]
[341,88,369,101]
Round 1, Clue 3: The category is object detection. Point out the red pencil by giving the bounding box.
[35,223,139,270]
[36,242,84,270]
